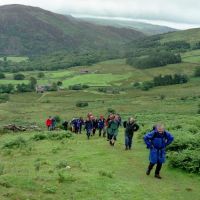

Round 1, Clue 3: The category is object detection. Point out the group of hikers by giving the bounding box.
[45,113,174,179]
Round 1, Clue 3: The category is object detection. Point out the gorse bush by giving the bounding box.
[32,132,72,141]
[13,73,25,80]
[99,170,113,178]
[0,94,9,103]
[76,101,89,108]
[169,149,200,173]
[32,133,48,141]
[166,130,200,174]
[56,160,68,169]
[3,137,27,149]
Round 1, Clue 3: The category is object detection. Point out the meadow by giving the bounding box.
[0,51,200,199]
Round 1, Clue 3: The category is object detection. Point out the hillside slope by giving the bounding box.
[77,17,177,36]
[161,28,200,43]
[0,4,145,56]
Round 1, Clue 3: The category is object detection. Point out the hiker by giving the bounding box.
[105,114,113,140]
[84,116,93,139]
[46,116,52,131]
[71,118,79,133]
[77,117,84,134]
[98,115,106,137]
[144,124,174,179]
[123,117,139,150]
[51,117,56,130]
[107,114,120,146]
[92,117,98,136]
[116,113,122,126]
[62,121,68,130]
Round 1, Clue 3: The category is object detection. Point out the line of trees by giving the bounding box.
[0,77,37,93]
[133,73,189,91]
[127,51,181,69]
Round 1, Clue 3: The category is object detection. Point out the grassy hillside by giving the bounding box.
[0,131,199,200]
[161,28,200,44]
[78,17,176,35]
[0,4,144,56]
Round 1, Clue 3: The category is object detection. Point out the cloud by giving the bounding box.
[0,0,200,28]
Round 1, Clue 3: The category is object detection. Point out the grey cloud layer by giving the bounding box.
[0,0,200,24]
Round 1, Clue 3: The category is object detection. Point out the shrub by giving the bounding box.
[0,72,5,79]
[54,115,61,123]
[76,101,89,108]
[43,185,57,194]
[0,84,14,94]
[0,180,12,188]
[107,108,116,114]
[0,94,9,103]
[13,73,25,80]
[194,67,200,77]
[32,133,48,141]
[56,160,68,169]
[37,72,45,78]
[2,137,27,149]
[57,81,63,86]
[48,132,72,140]
[168,149,200,173]
[141,81,154,91]
[58,172,65,183]
[133,82,141,88]
[99,170,113,178]
[160,94,166,100]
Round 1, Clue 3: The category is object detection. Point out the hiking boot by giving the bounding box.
[154,174,162,179]
[146,169,151,175]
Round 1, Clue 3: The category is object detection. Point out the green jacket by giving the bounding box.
[107,120,119,136]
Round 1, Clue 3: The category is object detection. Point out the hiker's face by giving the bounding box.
[157,127,164,134]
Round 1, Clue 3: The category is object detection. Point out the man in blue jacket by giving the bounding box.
[144,124,174,179]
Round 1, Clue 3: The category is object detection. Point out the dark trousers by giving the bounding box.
[86,130,92,139]
[92,128,96,135]
[148,162,162,175]
[125,135,133,149]
[99,128,106,137]
[79,125,82,134]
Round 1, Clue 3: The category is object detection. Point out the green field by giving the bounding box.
[0,55,200,199]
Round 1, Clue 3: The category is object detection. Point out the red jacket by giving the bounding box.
[46,119,52,126]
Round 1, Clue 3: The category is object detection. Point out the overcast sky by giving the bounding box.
[0,0,200,29]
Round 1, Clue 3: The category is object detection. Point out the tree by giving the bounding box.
[16,83,32,93]
[38,72,45,78]
[57,81,63,86]
[0,72,5,79]
[14,73,25,80]
[29,77,37,90]
[194,67,200,77]
[0,84,14,94]
[50,82,58,91]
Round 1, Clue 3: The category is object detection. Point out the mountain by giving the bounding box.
[75,17,177,36]
[0,4,145,56]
